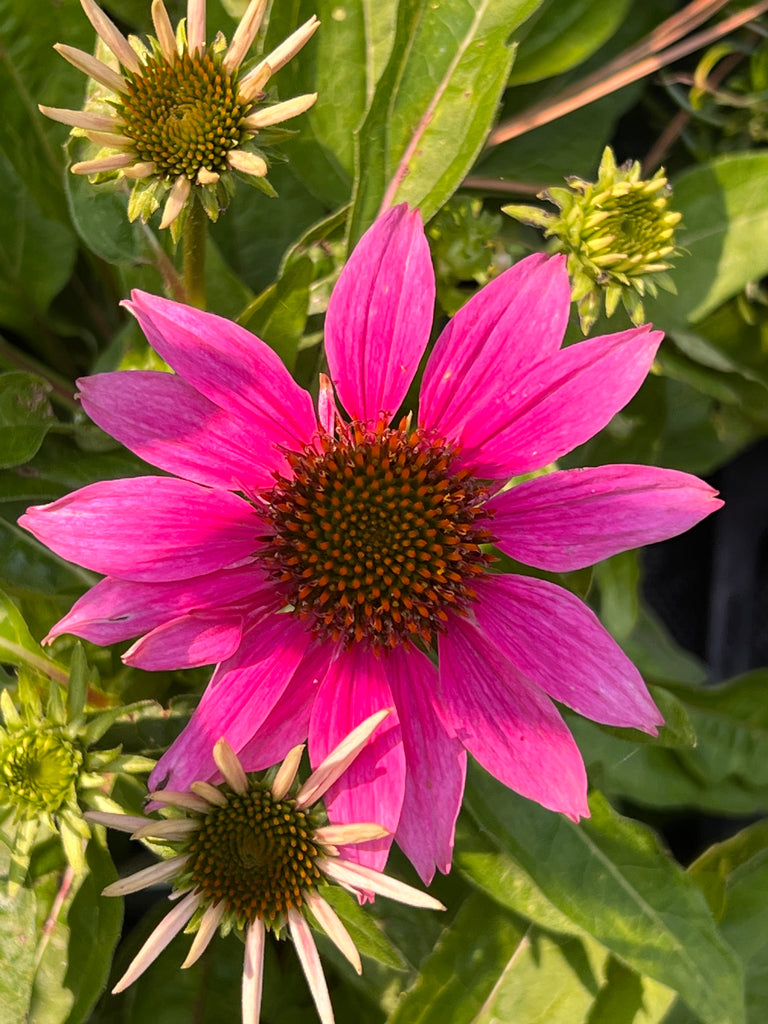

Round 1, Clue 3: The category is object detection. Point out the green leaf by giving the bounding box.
[508,0,633,85]
[649,153,768,326]
[0,587,66,682]
[388,890,608,1024]
[320,886,407,970]
[0,154,76,336]
[0,0,91,224]
[238,253,314,370]
[0,887,37,1024]
[463,770,744,1024]
[0,372,56,469]
[350,0,543,240]
[261,0,396,205]
[587,959,676,1024]
[28,834,122,1024]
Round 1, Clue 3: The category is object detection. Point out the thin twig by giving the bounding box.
[487,0,768,147]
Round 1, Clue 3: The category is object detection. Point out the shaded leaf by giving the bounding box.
[0,373,56,469]
[463,770,744,1024]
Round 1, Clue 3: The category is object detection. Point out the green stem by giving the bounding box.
[182,195,207,310]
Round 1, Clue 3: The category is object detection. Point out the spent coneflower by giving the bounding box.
[504,146,682,333]
[86,711,443,1024]
[40,0,318,236]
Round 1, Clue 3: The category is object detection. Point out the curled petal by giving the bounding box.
[112,892,200,993]
[288,909,334,1024]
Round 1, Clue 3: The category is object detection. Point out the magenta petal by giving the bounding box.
[44,567,266,646]
[19,478,258,582]
[419,253,569,440]
[474,575,663,731]
[236,644,333,774]
[149,614,312,792]
[454,325,662,479]
[308,646,405,871]
[79,372,278,490]
[324,204,435,424]
[489,464,723,571]
[123,613,245,670]
[439,616,588,820]
[126,291,317,458]
[385,646,466,884]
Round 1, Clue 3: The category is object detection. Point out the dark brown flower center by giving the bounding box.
[183,786,322,927]
[260,421,494,652]
[121,49,245,179]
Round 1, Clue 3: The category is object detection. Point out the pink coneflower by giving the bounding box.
[86,711,443,1024]
[21,205,722,882]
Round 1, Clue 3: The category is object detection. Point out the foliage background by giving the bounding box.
[1,0,768,1022]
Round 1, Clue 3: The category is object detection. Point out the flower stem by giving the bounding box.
[182,194,207,310]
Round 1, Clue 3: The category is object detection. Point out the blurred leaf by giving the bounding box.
[463,771,744,1024]
[64,160,145,267]
[508,0,633,85]
[0,153,76,336]
[209,162,328,294]
[574,671,768,817]
[388,890,607,1024]
[0,372,56,469]
[0,0,90,224]
[261,0,398,205]
[238,253,314,370]
[351,0,543,239]
[29,834,122,1024]
[0,586,65,677]
[0,886,36,1024]
[594,550,640,641]
[649,153,768,326]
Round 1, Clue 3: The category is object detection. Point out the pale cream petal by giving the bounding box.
[314,823,389,847]
[54,44,127,94]
[80,0,141,73]
[71,152,134,174]
[319,858,446,911]
[226,150,268,177]
[83,130,133,148]
[181,901,225,968]
[271,744,304,801]
[250,16,319,79]
[151,0,177,62]
[223,0,268,73]
[150,789,213,813]
[84,810,155,833]
[112,892,200,993]
[196,167,220,185]
[288,909,334,1024]
[123,161,156,179]
[159,175,191,228]
[213,738,248,795]
[131,818,199,841]
[38,105,116,131]
[102,855,189,897]
[191,780,228,807]
[241,93,317,130]
[187,0,206,54]
[242,920,266,1024]
[296,709,391,808]
[305,892,361,975]
[237,62,271,105]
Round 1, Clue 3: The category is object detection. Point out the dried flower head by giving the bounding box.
[40,0,318,236]
[504,146,682,333]
[87,711,442,1024]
